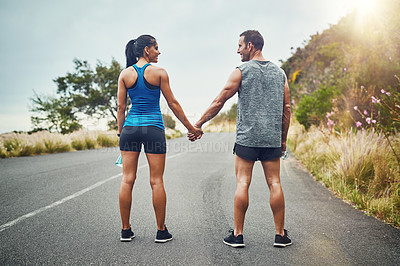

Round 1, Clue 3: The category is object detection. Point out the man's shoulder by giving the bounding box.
[237,60,257,72]
[237,61,250,70]
[238,61,284,73]
[262,61,286,77]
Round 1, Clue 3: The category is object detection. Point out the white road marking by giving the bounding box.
[0,152,185,233]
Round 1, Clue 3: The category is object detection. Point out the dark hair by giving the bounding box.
[240,30,264,51]
[125,34,157,67]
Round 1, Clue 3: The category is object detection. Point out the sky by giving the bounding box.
[0,0,363,133]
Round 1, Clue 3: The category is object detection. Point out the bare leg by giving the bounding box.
[119,151,140,230]
[261,158,285,236]
[145,153,167,231]
[233,155,255,236]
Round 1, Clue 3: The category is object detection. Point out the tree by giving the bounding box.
[53,58,122,128]
[30,58,123,133]
[30,92,81,134]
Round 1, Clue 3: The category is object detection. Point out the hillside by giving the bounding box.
[281,0,400,226]
[281,0,400,130]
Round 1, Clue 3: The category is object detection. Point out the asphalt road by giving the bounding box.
[1,132,399,265]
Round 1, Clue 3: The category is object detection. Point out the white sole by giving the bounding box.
[274,242,292,247]
[120,235,135,242]
[223,240,245,248]
[155,237,173,243]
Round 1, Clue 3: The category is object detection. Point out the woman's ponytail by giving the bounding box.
[125,35,157,68]
[125,39,138,68]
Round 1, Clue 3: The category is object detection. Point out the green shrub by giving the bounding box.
[44,139,57,153]
[44,139,71,153]
[85,137,96,149]
[97,134,118,147]
[71,138,86,150]
[3,139,21,156]
[55,142,71,153]
[33,143,45,155]
[295,85,339,129]
[19,144,35,157]
[162,114,176,129]
[0,144,8,158]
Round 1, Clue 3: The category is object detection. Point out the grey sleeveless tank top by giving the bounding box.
[236,60,286,147]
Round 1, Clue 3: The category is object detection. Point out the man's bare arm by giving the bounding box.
[195,68,242,128]
[281,78,291,151]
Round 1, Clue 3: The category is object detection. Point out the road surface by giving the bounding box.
[1,133,399,265]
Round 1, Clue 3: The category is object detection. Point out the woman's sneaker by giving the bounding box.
[274,229,292,247]
[120,228,135,242]
[155,226,173,243]
[223,229,245,248]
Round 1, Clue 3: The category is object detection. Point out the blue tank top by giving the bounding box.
[123,64,165,130]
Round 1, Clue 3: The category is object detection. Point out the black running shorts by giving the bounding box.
[233,143,282,161]
[119,126,166,154]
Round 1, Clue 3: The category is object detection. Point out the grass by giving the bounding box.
[0,128,183,158]
[97,134,119,147]
[205,121,236,132]
[288,119,400,227]
[0,130,118,158]
[165,128,183,140]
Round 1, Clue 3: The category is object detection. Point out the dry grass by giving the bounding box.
[288,120,400,227]
[204,121,236,132]
[0,130,118,158]
[165,128,183,139]
[0,128,183,158]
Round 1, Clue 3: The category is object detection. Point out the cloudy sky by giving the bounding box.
[0,0,363,133]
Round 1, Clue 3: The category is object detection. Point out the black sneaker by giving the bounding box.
[120,227,135,242]
[223,229,245,248]
[274,229,292,247]
[155,226,173,243]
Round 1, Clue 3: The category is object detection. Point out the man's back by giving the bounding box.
[236,60,286,148]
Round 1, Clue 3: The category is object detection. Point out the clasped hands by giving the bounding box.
[187,123,203,142]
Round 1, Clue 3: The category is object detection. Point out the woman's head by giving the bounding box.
[125,34,158,67]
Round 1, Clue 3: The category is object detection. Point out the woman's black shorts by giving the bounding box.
[119,126,166,154]
[233,143,282,162]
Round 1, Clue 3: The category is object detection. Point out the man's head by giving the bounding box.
[237,30,264,62]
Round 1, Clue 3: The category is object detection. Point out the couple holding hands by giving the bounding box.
[117,30,291,248]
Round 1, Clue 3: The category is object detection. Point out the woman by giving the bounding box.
[117,34,202,242]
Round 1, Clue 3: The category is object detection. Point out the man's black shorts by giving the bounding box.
[119,126,166,154]
[233,143,282,161]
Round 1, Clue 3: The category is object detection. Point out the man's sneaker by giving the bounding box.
[223,229,245,248]
[120,227,135,242]
[274,229,292,247]
[155,226,173,243]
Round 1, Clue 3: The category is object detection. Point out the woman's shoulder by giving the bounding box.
[120,66,136,77]
[119,67,137,85]
[148,64,166,72]
[147,65,168,77]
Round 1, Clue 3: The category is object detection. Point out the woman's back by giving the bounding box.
[123,64,164,130]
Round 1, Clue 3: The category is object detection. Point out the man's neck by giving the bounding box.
[249,50,266,61]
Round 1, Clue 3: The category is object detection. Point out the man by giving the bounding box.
[189,30,291,248]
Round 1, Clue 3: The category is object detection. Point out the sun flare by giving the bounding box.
[352,0,376,15]
[350,0,381,29]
